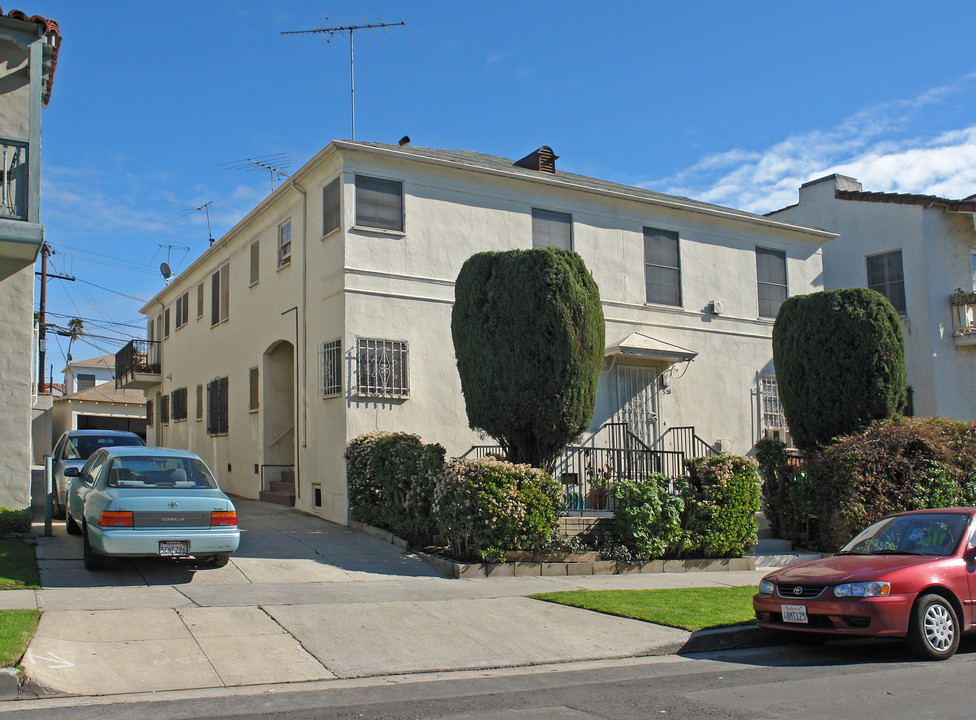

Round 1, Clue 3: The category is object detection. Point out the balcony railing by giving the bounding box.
[115,339,161,389]
[0,137,28,222]
[950,293,976,345]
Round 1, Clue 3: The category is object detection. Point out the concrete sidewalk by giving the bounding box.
[11,498,769,698]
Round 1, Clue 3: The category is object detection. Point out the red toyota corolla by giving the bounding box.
[753,508,976,660]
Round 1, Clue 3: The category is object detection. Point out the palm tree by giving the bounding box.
[66,317,84,362]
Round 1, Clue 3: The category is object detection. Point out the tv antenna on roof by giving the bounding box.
[282,7,415,140]
[152,242,191,283]
[166,201,216,245]
[216,153,292,193]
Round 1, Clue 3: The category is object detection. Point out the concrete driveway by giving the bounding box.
[12,497,763,697]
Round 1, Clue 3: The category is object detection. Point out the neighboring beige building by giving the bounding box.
[770,174,976,421]
[117,141,831,524]
[0,10,60,508]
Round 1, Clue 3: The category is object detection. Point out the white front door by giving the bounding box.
[614,365,659,448]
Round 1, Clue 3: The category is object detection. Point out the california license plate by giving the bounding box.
[159,541,189,557]
[781,604,809,624]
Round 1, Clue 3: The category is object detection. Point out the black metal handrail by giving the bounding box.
[115,339,160,386]
[657,426,718,459]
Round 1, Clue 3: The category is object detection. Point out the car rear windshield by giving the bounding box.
[106,456,218,490]
[841,513,970,556]
[64,435,143,461]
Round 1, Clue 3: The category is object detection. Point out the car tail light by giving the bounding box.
[211,511,237,527]
[99,511,133,528]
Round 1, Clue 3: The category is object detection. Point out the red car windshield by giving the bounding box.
[839,513,970,557]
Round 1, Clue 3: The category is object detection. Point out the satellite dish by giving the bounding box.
[160,262,172,280]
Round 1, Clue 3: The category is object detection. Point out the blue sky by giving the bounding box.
[30,1,976,368]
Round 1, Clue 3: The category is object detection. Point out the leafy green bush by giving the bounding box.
[345,432,446,545]
[754,439,818,549]
[0,508,31,534]
[611,475,684,559]
[773,288,906,450]
[805,417,976,551]
[452,247,605,471]
[433,457,562,563]
[679,455,760,558]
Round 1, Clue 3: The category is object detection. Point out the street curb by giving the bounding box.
[0,668,20,701]
[678,624,779,654]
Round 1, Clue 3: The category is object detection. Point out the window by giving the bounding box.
[756,248,787,318]
[206,377,229,435]
[146,399,154,427]
[175,292,189,329]
[644,227,681,306]
[323,178,340,236]
[531,208,572,250]
[161,394,170,424]
[163,308,171,338]
[195,384,203,421]
[320,339,342,397]
[356,338,408,398]
[355,175,403,232]
[211,263,229,326]
[866,250,906,315]
[196,282,204,319]
[278,221,291,267]
[76,373,96,392]
[250,240,260,285]
[248,367,259,411]
[760,376,792,447]
[172,387,187,422]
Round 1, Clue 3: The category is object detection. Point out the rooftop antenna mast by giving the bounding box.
[282,10,409,140]
[216,153,292,193]
[166,201,216,245]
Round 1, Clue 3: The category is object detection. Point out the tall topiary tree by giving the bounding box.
[772,288,906,450]
[452,247,605,471]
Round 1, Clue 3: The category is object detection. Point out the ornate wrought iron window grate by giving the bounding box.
[356,338,408,399]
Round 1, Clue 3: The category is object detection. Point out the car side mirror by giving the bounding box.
[965,545,976,561]
[64,467,80,478]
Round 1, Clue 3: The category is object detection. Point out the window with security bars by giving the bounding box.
[320,339,342,397]
[171,387,188,421]
[760,376,792,446]
[356,338,408,398]
[207,377,229,435]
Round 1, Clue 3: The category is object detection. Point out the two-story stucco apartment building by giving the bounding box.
[117,140,831,524]
[770,174,976,421]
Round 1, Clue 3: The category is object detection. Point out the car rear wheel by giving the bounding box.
[83,528,106,571]
[205,554,230,568]
[908,594,959,660]
[65,510,81,535]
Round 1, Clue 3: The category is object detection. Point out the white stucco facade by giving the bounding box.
[130,141,830,525]
[770,174,976,421]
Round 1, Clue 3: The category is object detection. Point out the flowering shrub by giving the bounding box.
[433,457,562,563]
[345,431,446,545]
[679,455,760,558]
[611,475,683,559]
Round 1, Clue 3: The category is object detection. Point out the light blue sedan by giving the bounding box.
[65,446,240,570]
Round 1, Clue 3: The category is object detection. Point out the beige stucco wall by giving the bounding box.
[0,36,30,141]
[0,262,34,507]
[142,143,827,525]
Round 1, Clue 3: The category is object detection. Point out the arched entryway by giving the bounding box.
[259,340,295,505]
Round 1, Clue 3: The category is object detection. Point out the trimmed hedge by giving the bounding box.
[451,247,605,471]
[678,455,761,558]
[0,508,31,534]
[345,431,446,546]
[433,457,562,563]
[611,475,684,559]
[773,288,906,450]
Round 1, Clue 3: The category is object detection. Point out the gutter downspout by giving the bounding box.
[288,177,308,500]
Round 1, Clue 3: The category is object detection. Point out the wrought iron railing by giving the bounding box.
[0,137,28,221]
[115,339,160,386]
[656,426,718,459]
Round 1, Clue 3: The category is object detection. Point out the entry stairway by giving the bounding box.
[259,468,296,507]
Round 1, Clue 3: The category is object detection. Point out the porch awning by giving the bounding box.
[604,331,698,364]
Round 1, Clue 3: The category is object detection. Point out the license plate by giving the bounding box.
[159,541,189,557]
[781,604,809,624]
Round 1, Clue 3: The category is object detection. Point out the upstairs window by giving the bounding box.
[196,282,204,319]
[866,250,906,315]
[206,377,229,435]
[76,373,96,392]
[163,308,171,338]
[756,248,787,318]
[250,240,260,285]
[171,387,187,422]
[644,227,681,306]
[531,208,572,250]
[356,338,409,399]
[355,175,403,232]
[211,263,230,326]
[248,367,259,411]
[175,292,189,329]
[323,178,340,236]
[278,221,291,267]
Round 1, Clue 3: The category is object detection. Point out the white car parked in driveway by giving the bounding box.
[65,445,240,570]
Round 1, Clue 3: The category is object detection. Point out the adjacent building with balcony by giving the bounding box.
[769,174,976,421]
[117,140,831,525]
[0,10,60,508]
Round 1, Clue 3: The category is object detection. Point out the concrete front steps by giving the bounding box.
[259,469,295,507]
[747,510,822,569]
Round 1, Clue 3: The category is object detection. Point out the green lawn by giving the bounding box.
[0,610,39,667]
[531,586,758,632]
[0,540,39,590]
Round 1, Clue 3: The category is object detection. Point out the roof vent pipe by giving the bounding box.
[398,135,410,146]
[514,146,558,173]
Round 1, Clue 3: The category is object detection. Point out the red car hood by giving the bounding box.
[768,554,949,585]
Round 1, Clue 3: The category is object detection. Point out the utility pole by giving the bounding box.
[37,243,48,393]
[282,19,407,141]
